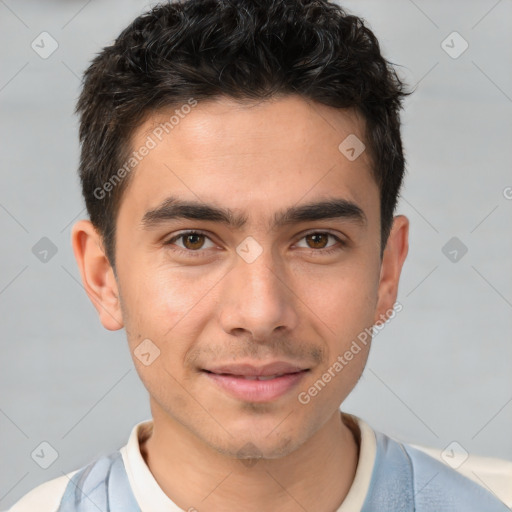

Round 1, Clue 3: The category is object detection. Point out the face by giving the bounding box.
[73,94,408,460]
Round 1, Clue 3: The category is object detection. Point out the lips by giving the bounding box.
[202,362,310,402]
[221,374,288,381]
[203,361,308,377]
[204,372,300,381]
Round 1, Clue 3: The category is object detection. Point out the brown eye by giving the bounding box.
[165,231,215,254]
[305,233,330,249]
[295,232,345,255]
[182,233,206,250]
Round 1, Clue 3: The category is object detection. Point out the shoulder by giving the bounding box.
[401,437,511,511]
[408,442,512,509]
[6,451,124,512]
[6,421,151,512]
[6,470,79,512]
[366,430,510,511]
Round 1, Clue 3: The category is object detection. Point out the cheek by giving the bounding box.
[120,266,222,377]
[123,265,210,333]
[133,357,196,422]
[291,260,379,333]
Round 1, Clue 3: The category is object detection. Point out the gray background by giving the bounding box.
[1,0,511,509]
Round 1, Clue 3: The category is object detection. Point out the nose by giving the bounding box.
[218,246,300,343]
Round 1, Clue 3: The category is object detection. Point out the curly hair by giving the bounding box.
[76,0,411,271]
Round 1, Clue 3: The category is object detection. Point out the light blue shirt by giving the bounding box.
[55,429,508,511]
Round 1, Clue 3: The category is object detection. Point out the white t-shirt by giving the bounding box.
[6,413,512,511]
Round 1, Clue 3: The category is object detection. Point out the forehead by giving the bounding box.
[140,95,369,167]
[119,95,378,228]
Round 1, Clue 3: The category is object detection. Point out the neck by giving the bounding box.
[141,407,359,512]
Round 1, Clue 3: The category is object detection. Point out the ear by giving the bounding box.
[373,215,409,324]
[71,219,124,331]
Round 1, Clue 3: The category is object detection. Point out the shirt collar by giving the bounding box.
[120,411,377,512]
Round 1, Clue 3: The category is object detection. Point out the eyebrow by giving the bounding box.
[140,196,367,231]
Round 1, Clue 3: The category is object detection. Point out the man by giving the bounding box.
[8,0,510,510]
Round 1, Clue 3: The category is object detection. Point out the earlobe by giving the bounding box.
[373,215,409,325]
[71,219,124,331]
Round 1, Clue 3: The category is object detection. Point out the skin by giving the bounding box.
[72,94,409,512]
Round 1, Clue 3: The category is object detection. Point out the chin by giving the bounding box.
[207,432,298,461]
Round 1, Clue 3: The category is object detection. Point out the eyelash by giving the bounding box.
[163,230,346,258]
